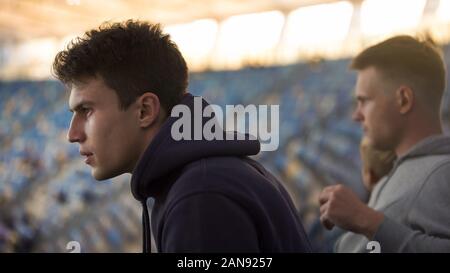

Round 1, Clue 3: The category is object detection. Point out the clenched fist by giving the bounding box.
[318,184,384,239]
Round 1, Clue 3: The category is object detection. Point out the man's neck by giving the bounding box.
[395,123,442,157]
[129,123,164,174]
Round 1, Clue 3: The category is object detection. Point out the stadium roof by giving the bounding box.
[0,0,345,41]
[1,0,449,78]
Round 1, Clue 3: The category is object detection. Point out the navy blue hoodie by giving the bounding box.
[131,93,312,253]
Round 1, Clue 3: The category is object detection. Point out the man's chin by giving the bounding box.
[368,138,392,151]
[91,168,115,181]
[363,134,373,144]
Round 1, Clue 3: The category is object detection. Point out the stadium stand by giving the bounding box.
[1,43,449,252]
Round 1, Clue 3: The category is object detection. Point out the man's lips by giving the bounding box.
[84,155,93,165]
[80,151,94,165]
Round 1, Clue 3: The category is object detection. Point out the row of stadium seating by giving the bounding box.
[1,43,450,252]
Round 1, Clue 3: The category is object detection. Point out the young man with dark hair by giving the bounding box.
[53,20,312,253]
[319,35,450,252]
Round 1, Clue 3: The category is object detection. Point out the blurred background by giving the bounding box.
[1,0,450,253]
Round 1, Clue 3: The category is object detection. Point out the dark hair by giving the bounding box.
[351,35,446,107]
[52,20,188,112]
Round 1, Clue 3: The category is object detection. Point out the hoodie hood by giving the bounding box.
[131,93,261,202]
[131,93,260,253]
[394,134,450,167]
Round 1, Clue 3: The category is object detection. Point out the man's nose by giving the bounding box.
[352,108,363,123]
[67,116,85,143]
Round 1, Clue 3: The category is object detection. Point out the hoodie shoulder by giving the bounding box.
[167,156,249,191]
[163,156,276,205]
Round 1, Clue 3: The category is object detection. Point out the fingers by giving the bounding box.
[319,187,333,229]
[324,219,335,230]
[319,183,347,205]
[319,200,335,230]
[319,184,346,230]
[319,184,352,230]
[318,193,328,205]
[320,214,335,230]
[318,186,333,204]
[319,200,328,215]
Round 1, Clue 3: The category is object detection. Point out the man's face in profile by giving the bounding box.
[67,77,143,180]
[352,66,400,151]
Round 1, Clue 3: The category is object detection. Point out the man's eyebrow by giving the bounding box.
[69,101,94,113]
[353,94,367,101]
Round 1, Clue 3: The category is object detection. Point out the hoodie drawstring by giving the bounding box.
[141,199,152,253]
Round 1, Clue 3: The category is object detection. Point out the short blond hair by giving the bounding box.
[351,35,446,112]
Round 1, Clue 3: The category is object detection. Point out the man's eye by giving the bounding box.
[80,107,91,114]
[353,99,362,106]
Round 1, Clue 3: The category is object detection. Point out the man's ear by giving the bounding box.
[395,85,414,114]
[136,92,160,128]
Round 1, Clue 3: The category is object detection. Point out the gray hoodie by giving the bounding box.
[335,135,450,253]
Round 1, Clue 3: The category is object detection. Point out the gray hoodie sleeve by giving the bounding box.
[373,162,450,252]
